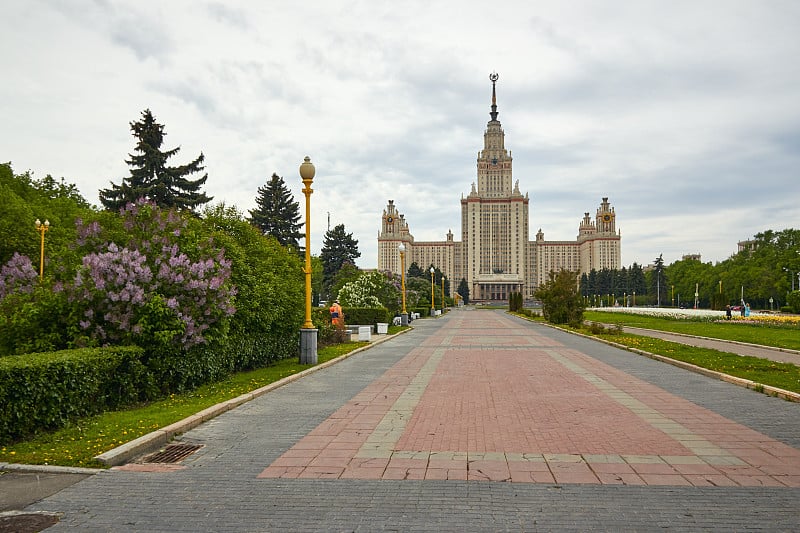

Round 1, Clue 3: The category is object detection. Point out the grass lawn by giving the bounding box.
[593,332,800,394]
[0,340,372,469]
[585,310,800,351]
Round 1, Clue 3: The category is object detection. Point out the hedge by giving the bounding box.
[341,307,391,326]
[0,346,148,444]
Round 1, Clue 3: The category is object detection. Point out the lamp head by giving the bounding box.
[398,243,405,252]
[430,267,435,274]
[299,156,315,181]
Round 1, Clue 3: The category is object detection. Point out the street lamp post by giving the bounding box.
[441,277,445,313]
[299,156,317,365]
[398,243,408,326]
[633,291,636,307]
[35,219,50,280]
[430,267,436,316]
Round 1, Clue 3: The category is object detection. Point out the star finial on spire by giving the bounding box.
[489,72,499,121]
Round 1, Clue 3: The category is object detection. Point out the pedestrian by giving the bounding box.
[740,301,746,317]
[725,305,732,320]
[330,299,344,328]
[744,302,750,317]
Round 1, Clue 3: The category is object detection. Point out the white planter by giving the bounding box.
[358,326,371,341]
[376,323,388,334]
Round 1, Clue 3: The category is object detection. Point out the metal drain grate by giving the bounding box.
[141,443,203,464]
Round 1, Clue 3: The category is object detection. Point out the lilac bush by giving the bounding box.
[0,253,38,299]
[70,200,236,348]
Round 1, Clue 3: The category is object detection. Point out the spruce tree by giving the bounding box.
[99,109,212,212]
[457,278,470,304]
[248,173,302,248]
[320,223,360,287]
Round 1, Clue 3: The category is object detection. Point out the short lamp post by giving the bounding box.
[35,218,50,280]
[398,243,408,326]
[430,266,436,316]
[299,156,317,365]
[633,291,636,307]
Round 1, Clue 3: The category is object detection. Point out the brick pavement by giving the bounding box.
[260,312,800,487]
[26,309,800,530]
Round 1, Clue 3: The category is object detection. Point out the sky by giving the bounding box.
[2,0,798,269]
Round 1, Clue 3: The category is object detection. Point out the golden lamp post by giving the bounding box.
[441,277,445,313]
[398,243,408,326]
[430,266,436,316]
[299,156,317,364]
[35,218,50,280]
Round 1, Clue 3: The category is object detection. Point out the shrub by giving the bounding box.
[534,269,585,327]
[0,346,148,444]
[342,307,391,326]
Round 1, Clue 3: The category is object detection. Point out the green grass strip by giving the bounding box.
[594,332,800,394]
[0,341,369,469]
[585,310,800,351]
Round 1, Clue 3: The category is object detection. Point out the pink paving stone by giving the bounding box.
[258,312,800,486]
[776,476,800,487]
[671,463,725,476]
[588,462,637,475]
[638,474,692,486]
[507,461,551,473]
[299,466,344,478]
[628,463,680,475]
[340,467,386,479]
[595,472,646,485]
[271,456,313,468]
[682,474,740,487]
[510,470,556,484]
[727,475,787,487]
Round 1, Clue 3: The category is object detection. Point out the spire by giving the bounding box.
[489,72,499,121]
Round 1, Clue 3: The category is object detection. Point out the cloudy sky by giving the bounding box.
[2,1,798,268]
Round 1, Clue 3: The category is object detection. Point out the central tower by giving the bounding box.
[460,73,529,301]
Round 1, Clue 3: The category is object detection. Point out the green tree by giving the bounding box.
[0,163,93,269]
[99,109,211,212]
[650,254,667,306]
[329,262,361,301]
[534,269,584,327]
[201,203,304,366]
[457,278,470,304]
[248,173,303,249]
[320,223,360,289]
[407,262,425,278]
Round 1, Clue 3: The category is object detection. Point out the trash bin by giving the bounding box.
[358,326,371,341]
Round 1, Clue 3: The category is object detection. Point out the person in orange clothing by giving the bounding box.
[329,299,344,328]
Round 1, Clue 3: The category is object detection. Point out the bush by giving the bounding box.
[0,346,148,444]
[534,269,585,327]
[342,307,391,326]
[787,291,800,314]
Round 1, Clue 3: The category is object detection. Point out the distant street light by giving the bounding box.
[398,243,408,326]
[35,218,50,280]
[430,266,436,316]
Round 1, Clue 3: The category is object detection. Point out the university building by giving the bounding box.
[377,74,621,301]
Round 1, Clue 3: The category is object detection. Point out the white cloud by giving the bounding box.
[2,0,798,270]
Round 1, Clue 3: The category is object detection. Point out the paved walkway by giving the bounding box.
[24,309,800,530]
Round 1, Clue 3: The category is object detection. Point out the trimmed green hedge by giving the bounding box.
[0,346,148,444]
[341,307,391,326]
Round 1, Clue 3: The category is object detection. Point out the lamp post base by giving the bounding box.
[400,313,408,326]
[300,328,318,365]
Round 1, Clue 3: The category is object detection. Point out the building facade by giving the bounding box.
[377,74,621,300]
